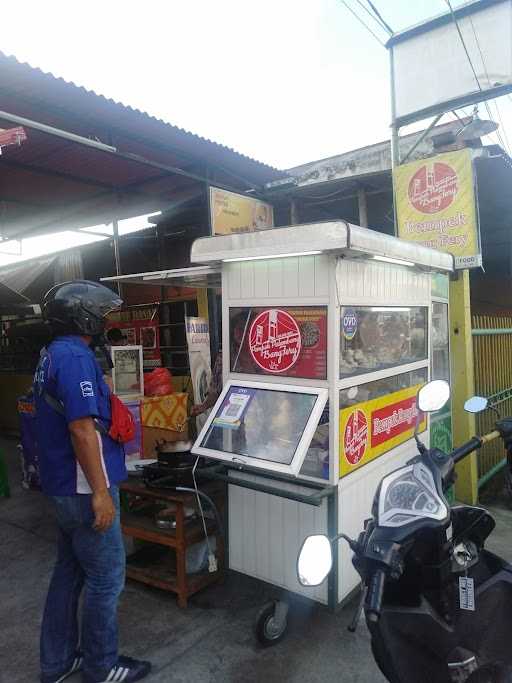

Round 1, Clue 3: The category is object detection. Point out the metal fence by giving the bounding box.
[472,315,512,487]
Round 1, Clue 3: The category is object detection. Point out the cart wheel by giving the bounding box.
[255,600,288,647]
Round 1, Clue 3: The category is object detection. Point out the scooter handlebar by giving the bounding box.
[451,437,484,464]
[365,568,386,623]
[451,431,501,464]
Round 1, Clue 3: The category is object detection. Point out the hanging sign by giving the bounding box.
[340,384,426,477]
[210,186,274,235]
[394,149,481,269]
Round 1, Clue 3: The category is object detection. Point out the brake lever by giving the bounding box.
[347,584,368,633]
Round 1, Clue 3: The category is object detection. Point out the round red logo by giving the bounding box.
[408,161,458,214]
[248,309,302,374]
[344,409,368,466]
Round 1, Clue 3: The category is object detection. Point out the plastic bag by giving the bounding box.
[144,367,173,396]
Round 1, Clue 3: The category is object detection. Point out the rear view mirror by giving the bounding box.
[464,396,488,414]
[297,535,333,586]
[418,380,450,413]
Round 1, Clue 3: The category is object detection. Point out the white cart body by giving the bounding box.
[191,221,453,607]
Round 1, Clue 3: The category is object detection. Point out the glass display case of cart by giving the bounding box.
[111,345,144,400]
[340,306,428,378]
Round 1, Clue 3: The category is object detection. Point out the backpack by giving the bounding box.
[44,391,136,444]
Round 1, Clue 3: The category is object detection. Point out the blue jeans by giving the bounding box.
[40,488,125,680]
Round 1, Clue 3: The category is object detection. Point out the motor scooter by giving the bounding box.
[297,381,512,683]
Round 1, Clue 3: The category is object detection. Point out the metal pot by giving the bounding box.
[156,439,193,454]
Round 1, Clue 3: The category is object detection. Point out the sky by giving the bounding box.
[0,0,510,266]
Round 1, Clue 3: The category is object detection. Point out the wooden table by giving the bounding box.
[120,479,225,607]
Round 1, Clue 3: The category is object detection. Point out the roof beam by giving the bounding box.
[0,108,264,195]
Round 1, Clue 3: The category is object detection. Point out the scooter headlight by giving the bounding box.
[378,462,448,528]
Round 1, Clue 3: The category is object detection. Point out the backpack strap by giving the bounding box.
[43,392,108,435]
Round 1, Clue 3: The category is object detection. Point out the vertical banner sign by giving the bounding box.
[394,149,481,269]
[210,186,274,235]
[185,317,212,431]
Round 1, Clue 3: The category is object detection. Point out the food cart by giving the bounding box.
[187,220,453,642]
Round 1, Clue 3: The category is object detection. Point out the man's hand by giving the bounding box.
[92,490,116,532]
[69,417,114,532]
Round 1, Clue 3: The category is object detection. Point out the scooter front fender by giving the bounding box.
[369,554,512,683]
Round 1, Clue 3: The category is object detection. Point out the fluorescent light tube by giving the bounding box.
[223,250,322,263]
[372,255,415,267]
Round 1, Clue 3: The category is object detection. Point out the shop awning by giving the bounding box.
[101,265,221,289]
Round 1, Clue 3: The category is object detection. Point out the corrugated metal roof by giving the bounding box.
[0,51,284,242]
[0,254,56,293]
[0,51,283,184]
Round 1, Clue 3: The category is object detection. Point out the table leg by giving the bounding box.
[176,503,187,608]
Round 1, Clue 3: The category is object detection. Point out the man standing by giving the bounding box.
[34,280,151,683]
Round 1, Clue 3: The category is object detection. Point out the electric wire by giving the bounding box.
[444,0,482,93]
[366,0,393,35]
[468,14,511,155]
[191,455,214,558]
[340,0,386,47]
[354,0,391,36]
[445,0,509,153]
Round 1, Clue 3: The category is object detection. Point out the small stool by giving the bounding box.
[0,449,11,498]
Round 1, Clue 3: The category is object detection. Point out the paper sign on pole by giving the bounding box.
[394,149,481,269]
[185,317,212,431]
[210,186,274,235]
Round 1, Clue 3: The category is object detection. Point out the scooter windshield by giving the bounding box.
[378,462,448,528]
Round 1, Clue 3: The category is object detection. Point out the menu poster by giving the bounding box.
[229,307,327,380]
[107,306,160,367]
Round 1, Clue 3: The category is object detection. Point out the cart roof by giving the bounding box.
[190,221,454,272]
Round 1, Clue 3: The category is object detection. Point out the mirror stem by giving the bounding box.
[490,405,501,420]
[333,533,361,554]
[415,433,427,454]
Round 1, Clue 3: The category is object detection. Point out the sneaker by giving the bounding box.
[41,654,83,683]
[83,656,152,683]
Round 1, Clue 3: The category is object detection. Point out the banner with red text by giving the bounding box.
[339,384,426,477]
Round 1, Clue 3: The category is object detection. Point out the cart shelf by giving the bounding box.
[126,547,221,605]
[120,480,225,607]
[121,512,216,548]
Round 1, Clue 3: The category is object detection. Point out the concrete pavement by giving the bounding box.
[2,436,511,682]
